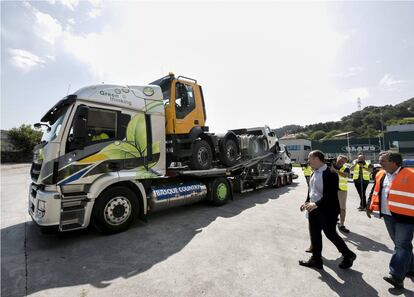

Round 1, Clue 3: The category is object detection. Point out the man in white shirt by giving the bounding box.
[299,150,356,269]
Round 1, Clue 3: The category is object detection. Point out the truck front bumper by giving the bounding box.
[28,184,61,227]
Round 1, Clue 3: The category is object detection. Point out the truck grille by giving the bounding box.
[31,162,42,182]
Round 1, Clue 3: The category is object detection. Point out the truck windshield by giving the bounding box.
[150,75,172,106]
[41,104,71,142]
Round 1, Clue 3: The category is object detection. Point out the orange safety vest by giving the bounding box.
[369,168,414,217]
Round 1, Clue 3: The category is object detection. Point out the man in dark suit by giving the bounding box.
[299,150,356,269]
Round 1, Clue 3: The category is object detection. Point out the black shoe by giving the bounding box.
[299,257,323,269]
[339,252,356,269]
[338,225,350,233]
[383,275,404,290]
[357,206,364,210]
[305,247,313,253]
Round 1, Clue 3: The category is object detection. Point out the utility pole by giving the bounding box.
[380,111,385,151]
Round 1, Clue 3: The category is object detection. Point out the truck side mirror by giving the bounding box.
[70,105,89,150]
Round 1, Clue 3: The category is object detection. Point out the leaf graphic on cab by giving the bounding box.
[126,114,147,156]
[100,141,141,159]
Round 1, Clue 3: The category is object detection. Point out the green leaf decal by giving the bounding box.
[100,141,141,159]
[126,114,147,156]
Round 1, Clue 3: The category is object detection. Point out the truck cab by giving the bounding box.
[150,73,239,170]
[29,84,166,232]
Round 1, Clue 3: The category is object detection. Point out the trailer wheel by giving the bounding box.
[272,176,281,188]
[209,177,231,206]
[92,186,139,234]
[190,140,213,170]
[220,139,239,167]
[287,174,292,184]
[281,175,286,186]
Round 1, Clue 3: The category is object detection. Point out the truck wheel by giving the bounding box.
[209,177,231,206]
[220,139,239,167]
[249,137,260,157]
[280,175,286,186]
[273,176,281,188]
[261,138,269,153]
[92,186,138,234]
[190,140,213,170]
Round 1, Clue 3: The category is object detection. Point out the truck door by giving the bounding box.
[172,80,205,135]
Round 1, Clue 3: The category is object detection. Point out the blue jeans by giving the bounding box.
[383,215,414,280]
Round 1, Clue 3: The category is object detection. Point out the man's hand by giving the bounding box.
[366,208,372,218]
[305,202,318,212]
[300,203,308,212]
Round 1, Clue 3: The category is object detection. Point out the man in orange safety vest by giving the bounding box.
[367,151,414,290]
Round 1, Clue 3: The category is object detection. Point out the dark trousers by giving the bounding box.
[309,209,352,260]
[354,181,369,208]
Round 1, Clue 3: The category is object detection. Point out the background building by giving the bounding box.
[279,138,312,164]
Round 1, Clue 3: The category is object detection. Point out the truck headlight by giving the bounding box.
[38,200,45,211]
[36,200,45,218]
[33,148,44,165]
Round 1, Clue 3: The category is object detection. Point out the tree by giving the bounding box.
[323,130,341,140]
[7,124,42,155]
[310,130,326,140]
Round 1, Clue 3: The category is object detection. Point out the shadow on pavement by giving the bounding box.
[342,231,394,254]
[318,258,379,297]
[1,183,296,296]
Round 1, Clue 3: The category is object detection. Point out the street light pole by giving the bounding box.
[380,111,385,151]
[346,132,351,161]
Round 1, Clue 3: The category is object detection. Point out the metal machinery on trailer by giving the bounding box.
[29,73,294,234]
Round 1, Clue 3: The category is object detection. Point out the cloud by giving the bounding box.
[379,74,405,90]
[24,2,63,45]
[8,49,45,71]
[46,0,79,10]
[68,18,75,25]
[333,66,364,78]
[88,8,102,19]
[60,3,353,129]
[88,0,103,7]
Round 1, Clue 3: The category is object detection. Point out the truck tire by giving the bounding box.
[272,176,281,188]
[209,177,231,206]
[92,186,139,234]
[220,139,239,167]
[249,137,260,157]
[261,137,269,153]
[190,140,213,170]
[280,175,286,186]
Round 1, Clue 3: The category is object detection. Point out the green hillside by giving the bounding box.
[278,97,414,140]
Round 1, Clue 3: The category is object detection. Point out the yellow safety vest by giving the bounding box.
[353,163,370,181]
[92,132,109,142]
[338,165,348,191]
[303,166,313,177]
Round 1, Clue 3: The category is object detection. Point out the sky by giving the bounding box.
[1,1,414,133]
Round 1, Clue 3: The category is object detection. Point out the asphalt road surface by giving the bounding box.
[1,164,414,297]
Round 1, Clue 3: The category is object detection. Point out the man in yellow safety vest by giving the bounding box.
[351,154,372,211]
[302,161,313,186]
[91,128,109,142]
[332,155,350,233]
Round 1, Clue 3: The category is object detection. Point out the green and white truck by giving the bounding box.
[29,74,294,234]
